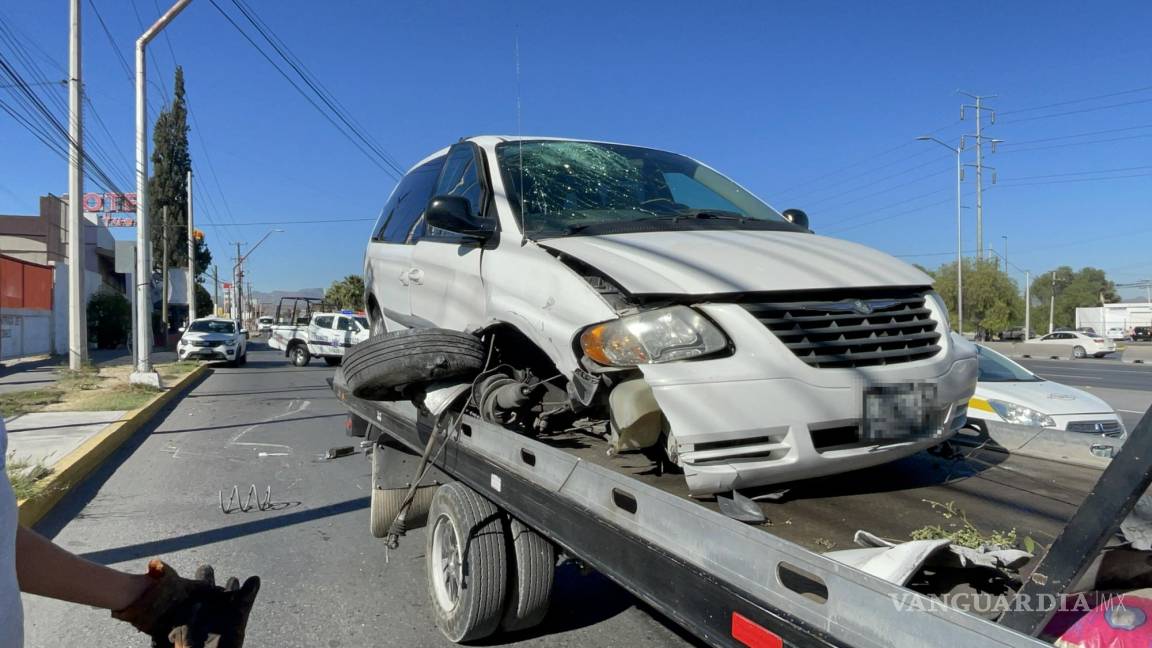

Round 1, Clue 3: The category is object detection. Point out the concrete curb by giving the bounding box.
[16,365,210,526]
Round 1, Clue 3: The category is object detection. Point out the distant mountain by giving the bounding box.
[250,288,325,305]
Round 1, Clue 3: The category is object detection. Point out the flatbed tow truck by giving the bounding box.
[330,369,1152,648]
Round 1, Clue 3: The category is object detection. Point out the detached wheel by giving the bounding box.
[1073,345,1087,359]
[426,482,508,643]
[501,517,554,632]
[324,356,342,367]
[291,345,311,366]
[343,329,485,401]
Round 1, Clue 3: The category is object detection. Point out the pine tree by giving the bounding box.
[149,66,192,268]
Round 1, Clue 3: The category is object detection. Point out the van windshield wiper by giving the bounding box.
[564,211,751,234]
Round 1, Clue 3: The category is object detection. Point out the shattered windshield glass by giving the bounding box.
[496,140,792,237]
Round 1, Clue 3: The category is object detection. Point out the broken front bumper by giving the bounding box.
[637,304,977,496]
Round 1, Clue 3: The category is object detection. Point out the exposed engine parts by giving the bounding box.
[472,366,571,435]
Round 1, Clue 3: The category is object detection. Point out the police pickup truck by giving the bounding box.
[268,306,369,366]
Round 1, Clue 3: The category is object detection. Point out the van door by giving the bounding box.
[408,143,489,331]
[365,157,445,330]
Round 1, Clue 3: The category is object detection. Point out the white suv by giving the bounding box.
[178,317,247,366]
[362,137,977,496]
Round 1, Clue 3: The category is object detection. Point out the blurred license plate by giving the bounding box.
[861,383,938,442]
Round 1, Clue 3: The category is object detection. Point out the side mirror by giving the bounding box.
[178,327,186,333]
[426,195,495,239]
[781,209,810,230]
[241,329,249,336]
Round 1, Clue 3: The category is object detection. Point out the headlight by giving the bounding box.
[989,400,1055,427]
[579,306,729,366]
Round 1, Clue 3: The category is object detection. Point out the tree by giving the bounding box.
[148,66,192,269]
[931,257,1021,337]
[195,283,214,318]
[1030,266,1118,330]
[87,291,131,349]
[325,275,365,310]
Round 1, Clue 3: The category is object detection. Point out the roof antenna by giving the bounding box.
[516,31,526,246]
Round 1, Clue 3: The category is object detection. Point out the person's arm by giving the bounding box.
[14,525,150,610]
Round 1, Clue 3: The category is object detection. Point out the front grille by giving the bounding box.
[190,340,213,347]
[741,291,941,368]
[1067,420,1123,436]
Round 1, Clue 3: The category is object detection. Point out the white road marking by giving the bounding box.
[1119,409,1147,414]
[227,399,310,453]
[1038,373,1102,381]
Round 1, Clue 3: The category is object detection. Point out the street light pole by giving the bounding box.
[232,229,283,326]
[1049,271,1056,334]
[917,136,964,336]
[131,0,193,388]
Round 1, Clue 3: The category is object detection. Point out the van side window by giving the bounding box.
[373,157,445,244]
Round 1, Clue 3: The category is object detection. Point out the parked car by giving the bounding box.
[178,317,247,366]
[967,345,1125,450]
[356,136,978,496]
[1134,326,1152,342]
[269,304,369,366]
[1105,327,1130,341]
[257,316,274,334]
[1026,331,1117,358]
[1076,327,1098,336]
[998,327,1032,341]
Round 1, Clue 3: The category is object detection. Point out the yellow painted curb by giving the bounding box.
[16,365,210,526]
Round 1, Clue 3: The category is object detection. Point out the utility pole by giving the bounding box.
[1024,270,1031,339]
[161,206,169,335]
[211,264,219,316]
[1049,271,1056,334]
[233,241,243,322]
[132,0,192,388]
[67,0,86,370]
[186,170,195,322]
[960,92,1002,260]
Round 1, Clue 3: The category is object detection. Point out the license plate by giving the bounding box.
[861,383,939,442]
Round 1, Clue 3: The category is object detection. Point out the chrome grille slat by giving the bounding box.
[741,291,941,368]
[1066,420,1123,435]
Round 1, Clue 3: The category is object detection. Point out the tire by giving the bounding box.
[500,517,554,633]
[343,329,485,401]
[370,309,387,337]
[324,356,342,367]
[1073,345,1086,359]
[426,482,508,643]
[239,351,248,366]
[370,443,437,538]
[290,344,311,367]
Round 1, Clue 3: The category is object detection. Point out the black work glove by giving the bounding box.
[111,560,260,648]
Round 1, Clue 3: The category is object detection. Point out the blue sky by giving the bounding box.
[2,1,1150,297]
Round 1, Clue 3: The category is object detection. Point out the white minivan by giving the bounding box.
[359,137,977,496]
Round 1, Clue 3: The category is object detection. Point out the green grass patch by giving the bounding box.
[64,384,162,412]
[56,366,104,391]
[5,452,53,501]
[0,388,64,419]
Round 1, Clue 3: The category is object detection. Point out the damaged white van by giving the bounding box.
[347,136,977,497]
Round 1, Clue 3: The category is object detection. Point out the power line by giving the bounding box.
[786,147,944,206]
[1001,96,1152,124]
[998,165,1152,182]
[997,132,1152,155]
[88,0,132,82]
[804,164,952,212]
[996,172,1152,189]
[998,85,1152,116]
[1000,123,1152,147]
[199,218,374,227]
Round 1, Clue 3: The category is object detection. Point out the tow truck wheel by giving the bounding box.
[291,344,310,367]
[426,482,508,643]
[500,516,554,632]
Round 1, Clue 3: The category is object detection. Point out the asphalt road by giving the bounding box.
[22,341,697,648]
[1017,357,1152,430]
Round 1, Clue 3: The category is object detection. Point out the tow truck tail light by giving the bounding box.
[731,612,783,648]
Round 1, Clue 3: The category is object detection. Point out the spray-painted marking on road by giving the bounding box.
[225,399,311,454]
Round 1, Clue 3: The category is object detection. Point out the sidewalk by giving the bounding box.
[5,411,128,467]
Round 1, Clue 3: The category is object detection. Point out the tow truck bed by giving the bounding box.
[331,372,1103,647]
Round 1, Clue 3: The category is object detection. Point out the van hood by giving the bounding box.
[538,230,931,295]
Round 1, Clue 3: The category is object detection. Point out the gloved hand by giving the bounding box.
[111,560,260,648]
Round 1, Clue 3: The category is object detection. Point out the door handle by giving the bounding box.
[407,268,424,285]
[398,268,409,286]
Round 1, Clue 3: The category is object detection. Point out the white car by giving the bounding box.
[257,316,274,334]
[360,136,977,496]
[967,344,1125,447]
[178,317,247,366]
[1105,327,1129,341]
[269,310,369,367]
[1026,331,1117,358]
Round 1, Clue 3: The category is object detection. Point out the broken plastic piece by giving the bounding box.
[324,446,356,460]
[716,490,766,524]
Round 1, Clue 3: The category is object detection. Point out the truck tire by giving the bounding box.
[290,344,311,367]
[500,516,554,633]
[324,356,341,367]
[343,329,486,401]
[426,482,508,643]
